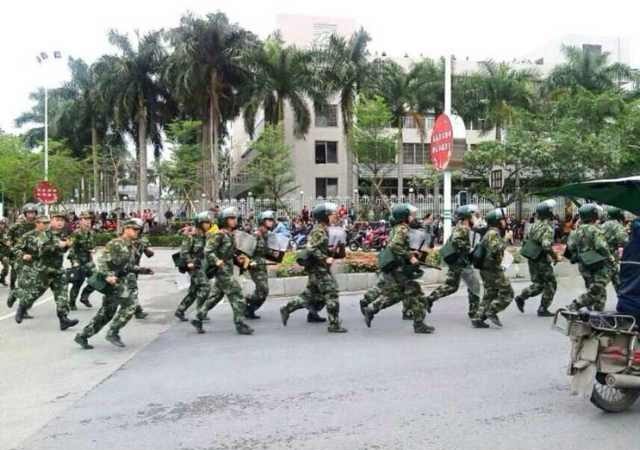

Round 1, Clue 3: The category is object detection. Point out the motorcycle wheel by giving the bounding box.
[349,242,360,252]
[590,374,640,413]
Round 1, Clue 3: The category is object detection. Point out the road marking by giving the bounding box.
[0,295,53,321]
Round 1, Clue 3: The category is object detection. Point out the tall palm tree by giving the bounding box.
[546,45,635,94]
[96,29,175,208]
[165,12,257,201]
[242,36,325,138]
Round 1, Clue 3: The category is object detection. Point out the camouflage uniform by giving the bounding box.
[425,224,480,318]
[67,227,96,307]
[13,228,77,331]
[281,224,343,330]
[175,231,210,314]
[517,219,557,310]
[0,226,11,284]
[6,220,36,304]
[475,228,514,320]
[76,237,138,340]
[129,236,152,317]
[601,219,629,290]
[245,229,269,315]
[568,224,613,311]
[194,230,249,330]
[365,223,430,332]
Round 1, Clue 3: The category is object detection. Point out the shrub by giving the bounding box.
[274,251,307,278]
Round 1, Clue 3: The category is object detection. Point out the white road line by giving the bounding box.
[0,295,53,321]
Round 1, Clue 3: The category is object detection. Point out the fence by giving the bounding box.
[65,194,567,223]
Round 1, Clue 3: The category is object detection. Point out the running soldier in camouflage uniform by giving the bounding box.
[174,212,212,321]
[280,203,347,333]
[473,208,514,329]
[362,204,434,334]
[6,203,38,307]
[0,218,11,285]
[74,218,148,349]
[128,234,153,319]
[514,200,560,317]
[191,207,254,335]
[424,205,481,321]
[601,206,629,291]
[567,204,614,312]
[14,212,79,330]
[67,212,96,310]
[244,210,275,320]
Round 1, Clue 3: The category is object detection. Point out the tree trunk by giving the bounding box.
[396,126,403,198]
[208,71,220,203]
[201,121,210,200]
[137,96,148,213]
[91,123,99,204]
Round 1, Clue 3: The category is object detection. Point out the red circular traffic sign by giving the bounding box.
[430,114,453,171]
[34,181,59,204]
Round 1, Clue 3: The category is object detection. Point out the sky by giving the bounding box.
[2,0,640,134]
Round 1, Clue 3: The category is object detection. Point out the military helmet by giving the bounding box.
[22,203,38,214]
[312,202,338,222]
[391,203,417,223]
[194,211,212,225]
[535,199,557,220]
[79,212,93,220]
[36,215,51,223]
[606,206,625,222]
[218,206,239,227]
[455,204,479,222]
[486,208,506,227]
[123,218,144,230]
[258,210,276,224]
[49,207,67,219]
[578,204,601,223]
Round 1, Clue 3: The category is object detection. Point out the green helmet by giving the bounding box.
[578,204,601,223]
[123,218,144,230]
[391,203,417,223]
[455,204,479,222]
[194,211,212,225]
[259,210,276,225]
[22,203,38,214]
[312,202,338,222]
[49,207,67,219]
[36,215,51,223]
[606,206,625,222]
[486,208,506,227]
[535,199,556,220]
[218,206,239,227]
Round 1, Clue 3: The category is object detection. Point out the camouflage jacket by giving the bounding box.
[0,228,11,257]
[132,236,152,265]
[567,223,613,264]
[12,229,45,266]
[480,227,506,270]
[68,228,96,265]
[39,230,70,271]
[306,224,330,263]
[8,221,35,247]
[601,220,629,257]
[97,237,136,279]
[448,224,472,267]
[388,223,412,265]
[252,229,269,266]
[528,219,555,260]
[205,230,237,271]
[180,232,207,265]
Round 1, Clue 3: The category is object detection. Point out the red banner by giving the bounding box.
[34,181,59,204]
[430,114,453,171]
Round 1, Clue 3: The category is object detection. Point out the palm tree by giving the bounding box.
[475,60,536,142]
[96,29,175,208]
[546,45,635,94]
[165,12,257,201]
[242,36,325,138]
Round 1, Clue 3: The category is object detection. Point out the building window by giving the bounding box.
[315,141,338,164]
[315,105,338,127]
[402,116,418,129]
[402,143,428,165]
[316,178,338,198]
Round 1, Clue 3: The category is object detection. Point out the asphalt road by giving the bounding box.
[1,250,638,450]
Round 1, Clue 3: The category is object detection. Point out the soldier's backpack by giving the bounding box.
[520,239,543,261]
[471,242,487,270]
[439,238,459,265]
[295,248,313,268]
[378,247,398,273]
[578,249,608,270]
[87,272,116,295]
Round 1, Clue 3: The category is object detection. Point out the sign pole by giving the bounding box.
[443,54,453,242]
[44,85,49,215]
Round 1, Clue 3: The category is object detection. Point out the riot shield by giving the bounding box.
[234,230,257,257]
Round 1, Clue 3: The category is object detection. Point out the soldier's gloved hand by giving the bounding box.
[326,257,334,266]
[23,254,32,262]
[106,275,118,285]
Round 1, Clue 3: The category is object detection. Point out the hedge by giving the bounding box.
[93,231,183,247]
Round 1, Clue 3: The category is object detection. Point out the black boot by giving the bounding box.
[515,295,525,313]
[307,311,327,323]
[537,306,554,317]
[7,293,16,308]
[74,334,94,350]
[0,277,6,286]
[134,306,148,319]
[58,313,79,331]
[402,310,413,320]
[105,332,125,347]
[472,317,490,328]
[487,314,503,328]
[15,303,26,324]
[79,296,92,308]
[244,305,260,320]
[327,323,348,333]
[191,318,205,334]
[280,306,290,326]
[236,321,254,335]
[363,307,375,328]
[174,310,188,322]
[414,321,435,334]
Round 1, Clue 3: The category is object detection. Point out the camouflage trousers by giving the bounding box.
[0,255,9,281]
[518,259,557,309]
[198,267,246,325]
[245,264,269,313]
[608,260,621,292]
[282,267,341,328]
[368,270,427,325]
[360,274,413,315]
[6,260,22,304]
[68,264,96,305]
[78,280,136,338]
[176,269,210,313]
[426,265,481,318]
[576,265,610,312]
[477,269,514,318]
[16,265,70,315]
